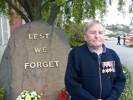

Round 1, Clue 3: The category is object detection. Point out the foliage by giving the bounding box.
[87,0,106,19]
[118,0,133,19]
[0,87,5,100]
[107,24,130,34]
[129,2,133,14]
[69,32,84,48]
[0,0,107,25]
[0,0,9,15]
[121,27,130,33]
[105,33,117,38]
[72,0,83,24]
[120,65,133,100]
[118,0,125,11]
[65,23,84,48]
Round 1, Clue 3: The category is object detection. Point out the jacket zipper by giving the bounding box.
[98,55,102,99]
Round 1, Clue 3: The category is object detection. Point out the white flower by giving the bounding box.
[31,91,37,96]
[16,90,41,100]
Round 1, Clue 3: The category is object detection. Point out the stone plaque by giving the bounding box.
[0,21,70,100]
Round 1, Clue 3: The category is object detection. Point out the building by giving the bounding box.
[0,13,10,45]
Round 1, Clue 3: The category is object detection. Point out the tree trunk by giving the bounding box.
[47,4,60,25]
[5,0,30,23]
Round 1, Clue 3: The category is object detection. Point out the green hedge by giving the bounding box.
[0,87,5,100]
[120,65,133,100]
[105,33,117,38]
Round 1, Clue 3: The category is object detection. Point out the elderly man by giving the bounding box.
[65,20,126,100]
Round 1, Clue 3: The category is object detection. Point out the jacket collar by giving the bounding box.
[85,42,106,54]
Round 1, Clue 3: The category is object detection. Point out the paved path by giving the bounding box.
[105,39,133,85]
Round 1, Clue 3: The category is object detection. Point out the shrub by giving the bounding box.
[0,87,5,100]
[120,65,133,100]
[105,33,116,38]
[69,33,84,48]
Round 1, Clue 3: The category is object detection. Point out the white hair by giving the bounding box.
[83,20,105,34]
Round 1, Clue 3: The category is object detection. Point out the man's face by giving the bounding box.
[84,24,104,49]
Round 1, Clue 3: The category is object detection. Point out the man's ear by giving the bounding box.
[84,34,87,41]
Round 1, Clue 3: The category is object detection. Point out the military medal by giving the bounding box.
[102,69,105,73]
[106,69,109,73]
[109,68,112,72]
[102,61,115,74]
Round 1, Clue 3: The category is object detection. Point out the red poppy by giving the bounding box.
[59,88,68,100]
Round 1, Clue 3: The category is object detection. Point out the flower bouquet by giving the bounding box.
[16,90,41,100]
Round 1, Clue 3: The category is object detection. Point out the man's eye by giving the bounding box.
[99,31,104,34]
[89,31,104,34]
[89,31,96,34]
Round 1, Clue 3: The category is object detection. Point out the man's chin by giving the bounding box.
[92,44,102,49]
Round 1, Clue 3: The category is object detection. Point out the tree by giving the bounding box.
[0,0,107,25]
[0,0,8,15]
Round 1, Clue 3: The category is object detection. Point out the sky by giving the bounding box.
[103,0,133,25]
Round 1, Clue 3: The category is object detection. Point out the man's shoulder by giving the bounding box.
[71,43,87,52]
[106,47,115,52]
[105,47,118,57]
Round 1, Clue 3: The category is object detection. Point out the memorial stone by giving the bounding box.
[0,21,70,100]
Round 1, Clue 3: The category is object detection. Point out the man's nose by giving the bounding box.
[95,32,99,37]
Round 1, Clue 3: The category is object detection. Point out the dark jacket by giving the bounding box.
[65,43,126,100]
